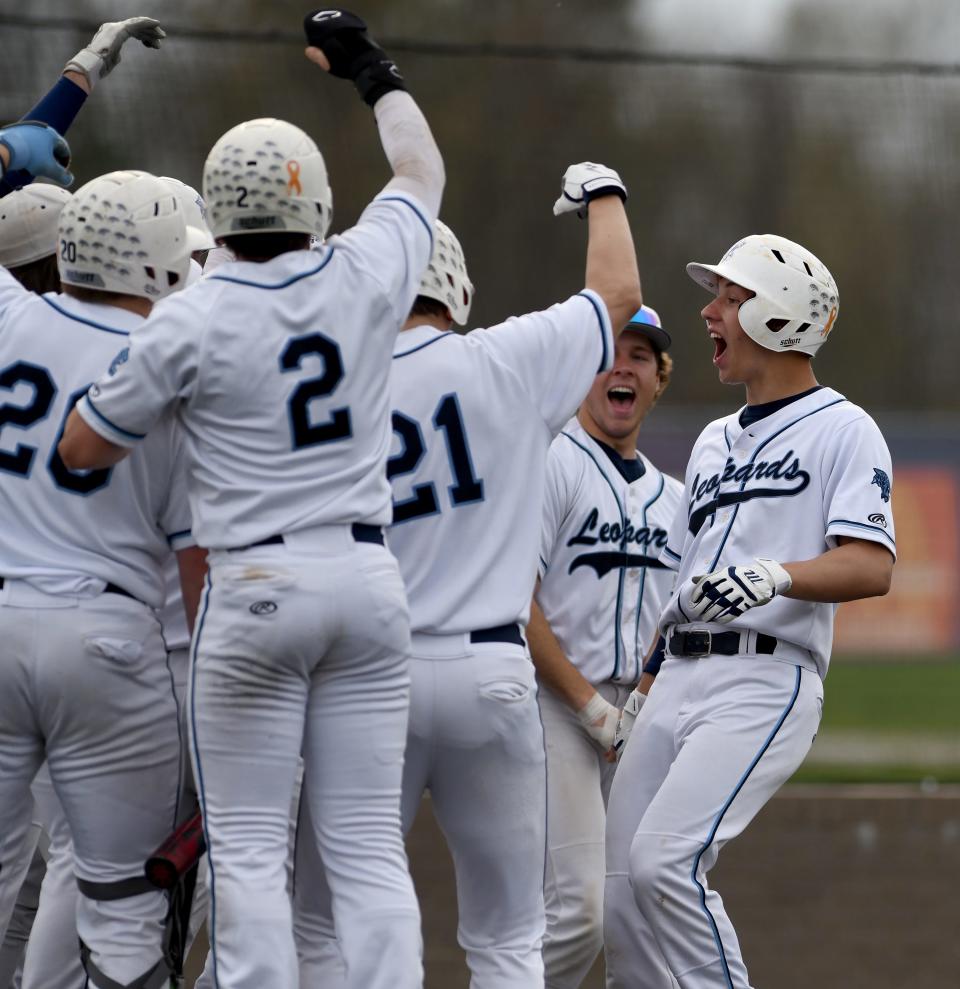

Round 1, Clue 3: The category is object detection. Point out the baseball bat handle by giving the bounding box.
[144,809,206,890]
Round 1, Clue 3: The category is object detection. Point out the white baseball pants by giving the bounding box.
[0,582,182,989]
[603,655,822,989]
[294,633,548,989]
[537,681,628,989]
[190,527,421,989]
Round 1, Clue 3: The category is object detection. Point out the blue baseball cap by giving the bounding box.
[624,304,671,353]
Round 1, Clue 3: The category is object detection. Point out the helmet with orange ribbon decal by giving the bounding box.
[202,118,332,241]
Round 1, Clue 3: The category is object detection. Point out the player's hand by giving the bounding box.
[303,9,407,106]
[683,558,792,624]
[576,691,620,752]
[64,16,165,89]
[0,122,73,187]
[553,162,627,218]
[613,687,647,755]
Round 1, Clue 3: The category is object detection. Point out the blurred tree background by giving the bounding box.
[3,0,960,416]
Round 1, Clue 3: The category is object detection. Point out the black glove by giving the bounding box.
[304,9,407,107]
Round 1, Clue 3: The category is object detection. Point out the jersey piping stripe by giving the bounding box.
[188,575,221,989]
[827,518,896,550]
[393,332,455,359]
[208,247,335,289]
[165,528,192,546]
[575,291,611,373]
[707,398,845,572]
[41,297,131,336]
[663,545,681,563]
[377,194,435,247]
[632,468,666,681]
[162,649,185,831]
[691,664,802,988]
[561,430,628,679]
[84,395,147,441]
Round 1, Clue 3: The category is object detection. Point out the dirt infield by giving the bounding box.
[408,785,960,988]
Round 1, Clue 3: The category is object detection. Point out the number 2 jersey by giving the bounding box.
[386,291,614,635]
[78,193,434,550]
[0,267,192,606]
[658,387,896,679]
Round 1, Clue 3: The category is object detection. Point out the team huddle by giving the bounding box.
[0,9,897,989]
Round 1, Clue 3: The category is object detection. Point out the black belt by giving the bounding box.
[229,523,384,553]
[469,624,524,646]
[668,629,777,659]
[0,577,138,602]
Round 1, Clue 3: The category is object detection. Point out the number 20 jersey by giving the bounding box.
[386,291,614,635]
[0,267,192,605]
[78,193,434,550]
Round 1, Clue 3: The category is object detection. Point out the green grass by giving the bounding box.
[819,659,960,735]
[788,657,960,783]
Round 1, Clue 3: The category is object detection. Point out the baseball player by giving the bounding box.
[0,130,207,989]
[294,162,643,989]
[527,305,681,988]
[603,234,896,989]
[59,10,445,988]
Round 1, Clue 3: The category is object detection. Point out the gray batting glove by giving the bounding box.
[64,16,166,89]
[576,691,620,752]
[553,161,627,218]
[613,688,646,754]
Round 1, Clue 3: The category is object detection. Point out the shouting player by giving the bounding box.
[603,234,896,988]
[527,305,681,988]
[59,10,444,989]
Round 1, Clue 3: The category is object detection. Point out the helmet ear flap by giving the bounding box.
[736,294,767,343]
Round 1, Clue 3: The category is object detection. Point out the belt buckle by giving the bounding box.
[685,630,712,658]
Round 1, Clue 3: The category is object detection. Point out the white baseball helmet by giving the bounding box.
[686,234,839,357]
[418,220,474,325]
[203,118,332,240]
[58,170,210,300]
[0,184,72,267]
[160,176,217,250]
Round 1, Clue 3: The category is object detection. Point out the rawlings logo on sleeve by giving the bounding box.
[872,468,891,503]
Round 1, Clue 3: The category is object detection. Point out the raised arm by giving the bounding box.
[1,16,164,195]
[303,8,444,219]
[553,162,642,332]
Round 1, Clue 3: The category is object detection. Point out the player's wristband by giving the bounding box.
[584,185,627,206]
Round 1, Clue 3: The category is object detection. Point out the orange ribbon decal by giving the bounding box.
[286,160,302,195]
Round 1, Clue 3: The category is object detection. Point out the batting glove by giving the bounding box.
[613,688,647,754]
[576,691,621,752]
[64,16,165,90]
[304,9,407,107]
[0,122,72,187]
[683,558,792,625]
[553,162,627,218]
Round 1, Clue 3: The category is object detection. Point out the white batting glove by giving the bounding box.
[64,17,166,89]
[553,162,627,218]
[683,558,792,625]
[576,691,621,752]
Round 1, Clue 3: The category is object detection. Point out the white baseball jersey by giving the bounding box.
[0,267,193,606]
[659,386,896,678]
[537,418,682,685]
[77,192,434,549]
[386,291,614,634]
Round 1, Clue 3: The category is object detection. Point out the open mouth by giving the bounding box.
[607,384,636,412]
[710,332,727,365]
